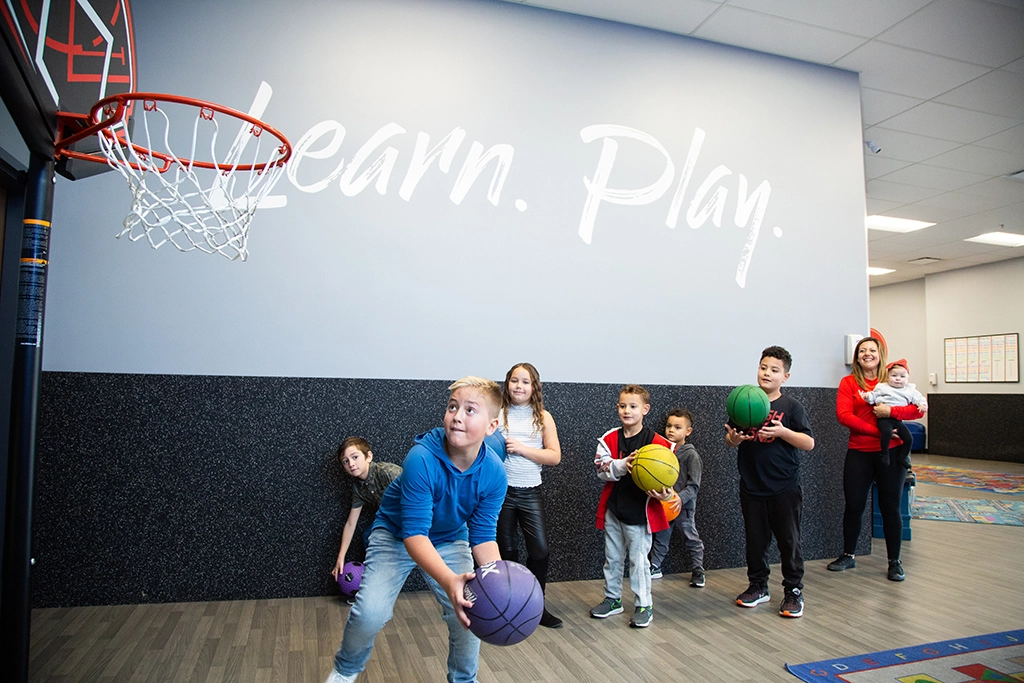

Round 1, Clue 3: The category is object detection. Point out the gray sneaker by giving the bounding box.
[690,570,706,588]
[630,605,653,628]
[590,597,623,618]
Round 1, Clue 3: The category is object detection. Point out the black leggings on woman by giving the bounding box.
[841,448,908,561]
[496,485,550,590]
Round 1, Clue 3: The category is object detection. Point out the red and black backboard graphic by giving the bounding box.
[1,0,136,156]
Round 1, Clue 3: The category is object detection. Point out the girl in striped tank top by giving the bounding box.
[497,362,564,629]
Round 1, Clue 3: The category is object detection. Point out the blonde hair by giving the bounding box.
[448,376,502,418]
[851,337,888,390]
[501,362,545,433]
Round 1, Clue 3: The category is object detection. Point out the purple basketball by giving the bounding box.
[464,560,543,646]
[337,561,363,597]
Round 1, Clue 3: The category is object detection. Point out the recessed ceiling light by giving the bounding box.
[865,216,936,233]
[907,257,941,264]
[964,232,1024,248]
[867,266,895,276]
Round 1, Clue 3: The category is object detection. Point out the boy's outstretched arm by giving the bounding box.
[405,535,479,629]
[332,506,363,579]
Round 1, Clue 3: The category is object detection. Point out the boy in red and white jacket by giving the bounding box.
[590,384,673,629]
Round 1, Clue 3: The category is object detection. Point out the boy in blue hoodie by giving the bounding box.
[326,377,508,683]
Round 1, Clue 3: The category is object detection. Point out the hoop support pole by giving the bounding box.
[2,152,55,683]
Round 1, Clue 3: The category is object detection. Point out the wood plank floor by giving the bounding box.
[30,455,1024,683]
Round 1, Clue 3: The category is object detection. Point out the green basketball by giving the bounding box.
[630,444,679,492]
[727,384,771,429]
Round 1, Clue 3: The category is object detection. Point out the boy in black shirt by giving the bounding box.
[591,385,674,628]
[724,346,814,618]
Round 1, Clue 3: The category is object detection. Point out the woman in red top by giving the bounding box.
[828,337,924,581]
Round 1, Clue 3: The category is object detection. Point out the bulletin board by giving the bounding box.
[944,333,1019,383]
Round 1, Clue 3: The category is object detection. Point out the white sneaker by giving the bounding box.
[325,670,358,683]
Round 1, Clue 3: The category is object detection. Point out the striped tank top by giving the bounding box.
[500,403,544,488]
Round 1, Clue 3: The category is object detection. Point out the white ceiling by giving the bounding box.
[501,0,1024,286]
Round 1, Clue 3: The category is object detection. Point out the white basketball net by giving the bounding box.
[96,99,289,261]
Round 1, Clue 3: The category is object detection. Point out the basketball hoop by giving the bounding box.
[55,88,292,261]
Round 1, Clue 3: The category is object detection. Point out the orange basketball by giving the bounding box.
[662,490,681,522]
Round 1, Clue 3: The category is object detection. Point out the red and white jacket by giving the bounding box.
[594,427,672,533]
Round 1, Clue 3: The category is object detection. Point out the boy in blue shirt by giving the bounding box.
[325,377,508,683]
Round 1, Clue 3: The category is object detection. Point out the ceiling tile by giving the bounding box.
[912,190,1014,213]
[925,144,1024,176]
[521,0,723,34]
[876,163,991,191]
[934,69,1024,118]
[693,6,866,63]
[956,179,1024,202]
[876,102,1022,144]
[866,198,904,214]
[877,0,1024,67]
[864,155,912,179]
[723,0,932,37]
[866,179,944,203]
[835,42,989,99]
[884,202,978,223]
[1005,57,1024,74]
[863,126,961,162]
[860,88,924,126]
[975,124,1024,154]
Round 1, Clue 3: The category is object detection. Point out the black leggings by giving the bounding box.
[496,485,550,590]
[841,448,907,561]
[877,417,913,468]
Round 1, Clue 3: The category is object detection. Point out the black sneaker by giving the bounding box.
[539,609,563,629]
[690,570,705,588]
[827,554,856,571]
[630,605,653,628]
[779,588,803,618]
[590,597,623,618]
[736,583,770,608]
[650,564,663,580]
[887,559,905,581]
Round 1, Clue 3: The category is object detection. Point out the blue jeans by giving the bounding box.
[332,529,480,683]
[602,510,653,607]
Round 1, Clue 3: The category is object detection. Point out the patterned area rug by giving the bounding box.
[912,464,1024,494]
[786,630,1024,682]
[912,495,1024,526]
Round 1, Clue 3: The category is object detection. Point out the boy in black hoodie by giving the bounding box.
[649,408,706,587]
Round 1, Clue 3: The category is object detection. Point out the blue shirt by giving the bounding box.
[373,427,507,546]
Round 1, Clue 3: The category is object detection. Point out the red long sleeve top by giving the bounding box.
[836,375,925,452]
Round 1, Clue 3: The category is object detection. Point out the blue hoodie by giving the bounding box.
[373,427,507,546]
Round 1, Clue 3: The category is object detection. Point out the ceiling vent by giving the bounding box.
[907,257,942,264]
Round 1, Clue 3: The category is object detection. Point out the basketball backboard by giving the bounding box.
[0,0,136,178]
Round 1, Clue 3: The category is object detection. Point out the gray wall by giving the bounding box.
[870,258,1024,458]
[30,0,876,607]
[41,0,868,385]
